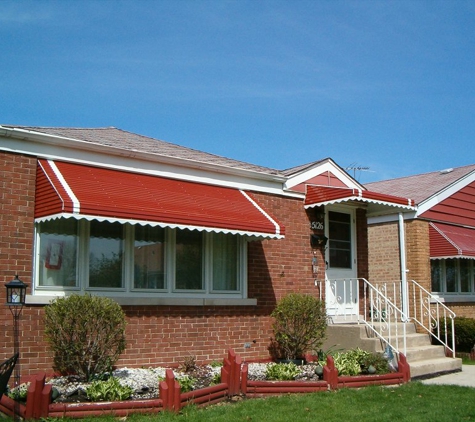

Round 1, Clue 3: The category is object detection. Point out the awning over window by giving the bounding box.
[304,186,416,215]
[430,222,475,259]
[35,160,285,239]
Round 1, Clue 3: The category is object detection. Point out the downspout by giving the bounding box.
[399,212,409,320]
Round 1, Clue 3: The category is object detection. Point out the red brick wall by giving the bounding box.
[1,151,328,376]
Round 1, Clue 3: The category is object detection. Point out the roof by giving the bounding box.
[2,125,285,177]
[36,159,284,238]
[365,164,475,205]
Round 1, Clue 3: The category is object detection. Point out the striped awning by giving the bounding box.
[304,185,416,214]
[35,159,285,239]
[430,222,475,259]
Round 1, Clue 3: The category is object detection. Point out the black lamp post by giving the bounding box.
[5,274,27,419]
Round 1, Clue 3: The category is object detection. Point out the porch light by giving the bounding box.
[5,275,28,316]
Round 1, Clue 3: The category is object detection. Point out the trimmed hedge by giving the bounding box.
[435,317,475,353]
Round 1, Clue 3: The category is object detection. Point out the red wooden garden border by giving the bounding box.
[0,350,410,419]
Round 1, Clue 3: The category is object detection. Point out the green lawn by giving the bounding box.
[59,382,475,422]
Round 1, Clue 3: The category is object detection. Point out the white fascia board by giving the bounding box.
[0,129,294,197]
[284,159,361,191]
[416,170,475,216]
[367,211,418,225]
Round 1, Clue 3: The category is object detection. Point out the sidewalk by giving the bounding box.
[419,365,475,388]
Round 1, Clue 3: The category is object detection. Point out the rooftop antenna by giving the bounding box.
[345,163,371,180]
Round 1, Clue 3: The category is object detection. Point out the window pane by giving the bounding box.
[175,230,203,290]
[431,260,443,292]
[38,219,78,287]
[89,221,124,288]
[445,259,457,293]
[460,260,472,293]
[134,225,165,289]
[328,211,351,269]
[213,233,238,291]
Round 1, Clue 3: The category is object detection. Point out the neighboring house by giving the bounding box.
[366,164,475,319]
[0,125,414,376]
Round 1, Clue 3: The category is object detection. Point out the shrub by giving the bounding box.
[435,317,475,353]
[332,348,390,376]
[85,377,133,401]
[44,294,127,381]
[271,293,327,360]
[265,362,301,381]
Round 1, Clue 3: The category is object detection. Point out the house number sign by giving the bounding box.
[310,221,324,231]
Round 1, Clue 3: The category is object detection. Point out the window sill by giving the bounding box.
[431,295,475,304]
[26,295,257,307]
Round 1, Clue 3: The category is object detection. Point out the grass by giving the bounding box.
[54,382,475,422]
[462,356,475,365]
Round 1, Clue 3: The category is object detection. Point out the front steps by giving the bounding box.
[322,322,462,379]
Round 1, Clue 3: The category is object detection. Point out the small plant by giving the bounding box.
[181,355,198,373]
[85,377,133,401]
[44,294,127,381]
[271,293,327,360]
[333,350,364,376]
[265,362,301,381]
[8,382,30,401]
[209,360,223,368]
[177,375,196,392]
[210,372,222,385]
[361,352,390,374]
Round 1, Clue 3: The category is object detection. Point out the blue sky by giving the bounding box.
[1,0,474,183]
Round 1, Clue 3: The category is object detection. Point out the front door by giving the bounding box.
[325,208,358,320]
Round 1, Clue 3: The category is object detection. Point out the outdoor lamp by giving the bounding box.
[5,275,27,316]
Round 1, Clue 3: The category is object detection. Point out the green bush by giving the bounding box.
[44,294,127,381]
[332,348,390,376]
[436,317,475,353]
[85,377,133,401]
[271,293,327,360]
[265,362,301,381]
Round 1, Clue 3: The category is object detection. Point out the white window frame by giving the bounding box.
[431,258,475,296]
[31,219,252,305]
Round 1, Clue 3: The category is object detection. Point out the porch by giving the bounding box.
[317,278,462,378]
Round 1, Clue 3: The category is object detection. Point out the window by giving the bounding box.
[34,218,246,298]
[431,259,474,294]
[133,225,165,290]
[328,211,352,269]
[37,219,78,287]
[89,221,124,288]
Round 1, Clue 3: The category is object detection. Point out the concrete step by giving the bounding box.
[409,357,463,379]
[404,344,447,362]
[386,332,432,348]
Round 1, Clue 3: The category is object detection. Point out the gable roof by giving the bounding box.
[1,125,285,178]
[365,164,475,205]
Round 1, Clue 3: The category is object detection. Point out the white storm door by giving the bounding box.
[325,208,358,318]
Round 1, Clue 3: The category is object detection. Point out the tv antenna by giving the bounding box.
[345,163,372,180]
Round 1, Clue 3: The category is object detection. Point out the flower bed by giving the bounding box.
[0,350,410,420]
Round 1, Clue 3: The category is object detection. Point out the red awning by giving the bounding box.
[304,185,415,214]
[35,160,284,239]
[430,222,475,259]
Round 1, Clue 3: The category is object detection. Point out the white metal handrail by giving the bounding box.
[408,279,456,357]
[361,278,408,356]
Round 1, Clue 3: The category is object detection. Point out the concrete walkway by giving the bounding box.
[419,365,475,388]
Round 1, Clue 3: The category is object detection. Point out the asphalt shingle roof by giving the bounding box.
[365,164,475,204]
[4,125,286,177]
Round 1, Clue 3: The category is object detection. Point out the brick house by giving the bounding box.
[1,125,414,376]
[366,164,475,319]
